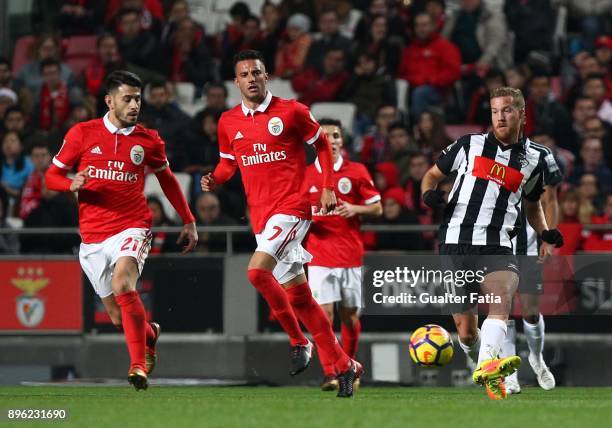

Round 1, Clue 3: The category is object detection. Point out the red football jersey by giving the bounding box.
[53,113,169,243]
[218,92,320,233]
[304,157,380,267]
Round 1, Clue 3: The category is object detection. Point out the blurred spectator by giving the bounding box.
[0,57,16,91]
[221,15,265,80]
[19,141,55,221]
[14,33,76,102]
[116,8,159,72]
[467,67,504,126]
[556,189,584,254]
[567,96,598,155]
[291,48,350,106]
[353,14,403,78]
[161,0,201,44]
[387,122,418,184]
[222,1,252,50]
[279,0,317,24]
[194,192,237,253]
[576,172,604,215]
[340,52,395,135]
[565,53,604,107]
[524,73,572,147]
[203,82,228,112]
[0,131,34,203]
[582,116,612,168]
[84,34,123,99]
[443,0,513,72]
[34,59,83,132]
[582,74,612,126]
[275,13,312,79]
[166,17,215,86]
[594,36,612,99]
[583,193,612,251]
[403,153,433,223]
[141,80,190,170]
[376,187,423,251]
[260,1,285,75]
[561,0,612,53]
[0,187,18,254]
[57,0,104,36]
[0,89,18,124]
[569,138,612,190]
[398,12,461,118]
[504,0,557,64]
[373,161,399,194]
[505,64,530,93]
[305,9,352,72]
[2,107,31,143]
[336,0,362,39]
[184,108,221,180]
[147,196,180,253]
[354,0,406,44]
[360,104,400,166]
[414,109,453,160]
[424,0,447,33]
[105,0,164,35]
[531,131,574,180]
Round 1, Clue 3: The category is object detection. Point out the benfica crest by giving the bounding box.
[11,266,49,328]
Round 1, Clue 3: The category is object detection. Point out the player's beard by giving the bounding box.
[119,110,139,127]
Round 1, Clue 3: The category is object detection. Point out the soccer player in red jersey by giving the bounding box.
[201,50,362,397]
[304,119,382,391]
[45,71,198,391]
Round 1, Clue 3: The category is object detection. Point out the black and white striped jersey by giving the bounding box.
[512,142,563,255]
[436,132,546,248]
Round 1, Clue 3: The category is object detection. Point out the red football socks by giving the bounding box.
[115,291,146,372]
[145,322,156,348]
[341,319,361,358]
[286,283,351,373]
[247,269,308,347]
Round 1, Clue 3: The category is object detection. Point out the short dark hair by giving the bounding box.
[3,105,24,121]
[485,67,505,82]
[244,14,261,26]
[30,140,50,152]
[584,73,605,84]
[229,2,250,20]
[105,70,143,93]
[232,50,265,68]
[149,80,167,91]
[96,33,116,48]
[0,56,10,68]
[388,122,408,134]
[39,57,61,73]
[319,118,342,128]
[205,81,228,97]
[118,7,140,21]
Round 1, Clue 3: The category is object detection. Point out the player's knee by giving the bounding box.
[459,332,478,346]
[247,268,268,288]
[111,272,133,294]
[523,314,539,325]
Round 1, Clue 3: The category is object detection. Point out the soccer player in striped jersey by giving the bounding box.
[421,87,564,400]
[503,138,562,394]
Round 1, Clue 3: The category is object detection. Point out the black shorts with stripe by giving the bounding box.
[517,255,544,295]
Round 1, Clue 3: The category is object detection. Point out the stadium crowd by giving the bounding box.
[0,0,611,254]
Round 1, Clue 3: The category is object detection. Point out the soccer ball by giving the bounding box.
[409,324,454,367]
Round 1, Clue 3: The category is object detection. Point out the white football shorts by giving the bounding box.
[79,228,152,298]
[308,266,363,308]
[255,214,312,284]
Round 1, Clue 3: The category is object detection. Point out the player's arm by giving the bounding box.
[337,166,383,218]
[201,116,237,192]
[149,132,197,254]
[45,126,88,192]
[422,137,468,208]
[295,102,336,214]
[541,184,559,229]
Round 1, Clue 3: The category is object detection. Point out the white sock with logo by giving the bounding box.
[478,318,507,366]
[459,328,480,365]
[500,319,516,358]
[523,314,544,356]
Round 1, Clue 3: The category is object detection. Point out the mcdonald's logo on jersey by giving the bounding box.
[472,156,524,192]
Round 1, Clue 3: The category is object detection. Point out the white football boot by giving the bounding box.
[528,353,556,390]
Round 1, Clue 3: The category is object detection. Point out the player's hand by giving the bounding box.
[336,199,358,218]
[320,188,337,215]
[70,168,89,192]
[423,189,445,208]
[201,173,216,192]
[538,242,554,263]
[177,222,198,254]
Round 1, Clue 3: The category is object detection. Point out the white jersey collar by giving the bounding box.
[241,91,273,116]
[103,112,135,135]
[315,155,343,173]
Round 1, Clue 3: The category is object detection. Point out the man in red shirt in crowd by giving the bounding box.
[584,194,612,251]
[304,118,382,391]
[45,70,198,391]
[397,11,461,117]
[20,141,55,220]
[201,50,363,397]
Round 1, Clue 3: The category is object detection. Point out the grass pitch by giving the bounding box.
[1,386,610,428]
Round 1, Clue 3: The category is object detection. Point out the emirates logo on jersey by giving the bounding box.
[87,162,138,183]
[241,143,287,166]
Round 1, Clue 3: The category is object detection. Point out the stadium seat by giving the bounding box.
[175,82,196,105]
[225,80,242,107]
[11,35,36,73]
[64,35,98,76]
[144,172,192,222]
[267,79,297,100]
[311,102,357,133]
[445,124,484,141]
[395,79,409,115]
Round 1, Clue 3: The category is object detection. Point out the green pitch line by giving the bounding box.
[1,386,611,428]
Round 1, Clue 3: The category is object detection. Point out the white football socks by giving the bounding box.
[477,318,507,365]
[523,314,544,356]
[459,328,480,365]
[501,319,516,358]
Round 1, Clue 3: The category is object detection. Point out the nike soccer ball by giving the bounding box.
[409,324,454,367]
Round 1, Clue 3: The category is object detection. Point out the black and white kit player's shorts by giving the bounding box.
[517,255,544,295]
